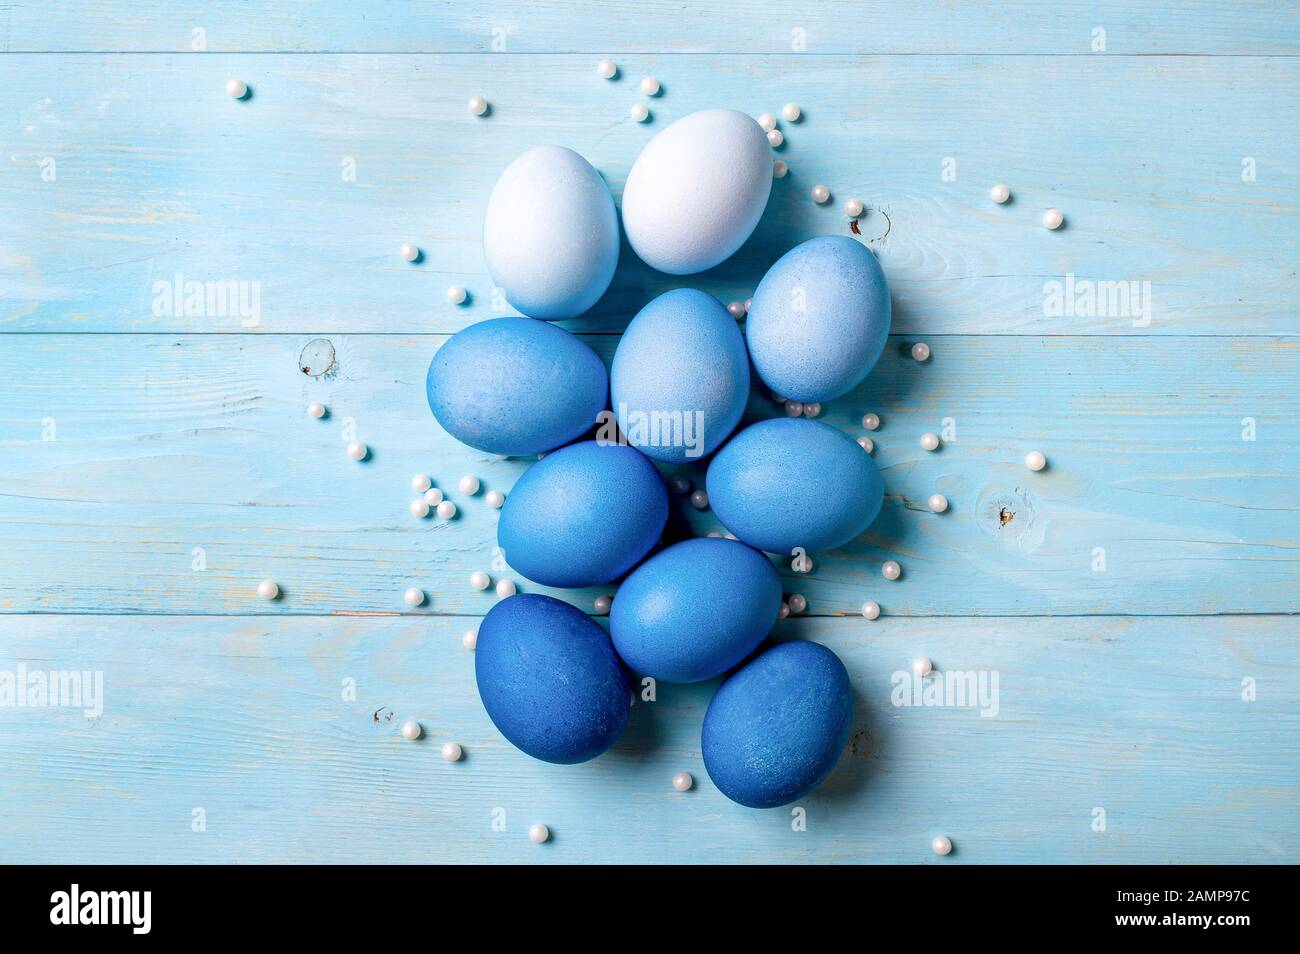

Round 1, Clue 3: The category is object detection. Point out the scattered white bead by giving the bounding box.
[346,442,368,461]
[882,560,902,581]
[495,578,517,598]
[410,498,430,518]
[424,487,444,505]
[468,95,488,116]
[802,402,821,418]
[307,401,326,419]
[784,400,804,417]
[639,75,660,96]
[672,771,694,792]
[787,594,807,614]
[461,629,478,650]
[781,103,801,122]
[529,823,550,844]
[689,490,709,510]
[932,835,953,856]
[593,595,612,615]
[256,580,279,601]
[485,489,505,509]
[442,742,463,762]
[920,433,940,452]
[411,473,432,493]
[911,342,931,362]
[744,298,752,313]
[597,58,617,79]
[811,184,831,204]
[913,656,933,678]
[773,160,788,178]
[1042,208,1064,230]
[862,412,881,431]
[671,476,692,495]
[459,475,480,496]
[400,243,420,262]
[404,587,425,607]
[862,600,881,620]
[225,78,248,100]
[727,301,746,319]
[843,198,864,218]
[857,436,874,453]
[470,571,490,591]
[928,493,949,513]
[446,285,467,305]
[1025,451,1047,472]
[630,102,650,123]
[758,112,777,132]
[990,183,1011,204]
[766,129,784,148]
[400,719,421,740]
[436,500,457,519]
[779,601,790,619]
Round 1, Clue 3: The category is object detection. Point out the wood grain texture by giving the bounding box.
[2,54,1296,335]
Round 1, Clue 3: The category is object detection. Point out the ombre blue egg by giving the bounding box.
[746,235,891,403]
[610,289,750,463]
[609,538,782,682]
[707,418,883,556]
[498,441,668,587]
[702,640,854,808]
[425,317,607,457]
[476,594,631,764]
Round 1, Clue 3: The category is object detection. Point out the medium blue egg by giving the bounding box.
[702,640,854,808]
[746,236,891,403]
[609,289,750,463]
[609,538,782,683]
[707,418,883,556]
[425,317,607,457]
[476,594,631,764]
[483,145,620,320]
[498,441,668,587]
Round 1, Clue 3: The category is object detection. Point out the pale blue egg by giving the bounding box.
[746,236,891,402]
[702,640,854,808]
[483,145,620,320]
[609,289,750,463]
[707,418,883,556]
[609,538,782,683]
[498,441,668,587]
[425,317,607,456]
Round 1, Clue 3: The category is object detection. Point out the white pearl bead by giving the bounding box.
[446,285,467,305]
[424,487,444,505]
[843,198,864,218]
[225,78,248,99]
[597,58,617,79]
[529,823,550,844]
[779,601,790,619]
[400,243,420,262]
[495,578,516,598]
[727,301,746,319]
[862,412,880,430]
[766,129,784,148]
[400,719,421,740]
[920,433,940,451]
[784,400,804,417]
[346,442,368,461]
[787,594,807,614]
[639,75,660,95]
[911,342,931,362]
[593,595,612,615]
[468,95,488,116]
[470,571,490,591]
[882,560,901,581]
[410,473,431,493]
[773,160,788,178]
[630,102,650,123]
[459,474,480,496]
[256,579,279,600]
[811,184,831,204]
[781,103,801,122]
[744,298,752,313]
[485,489,505,509]
[928,493,949,513]
[307,401,326,419]
[1025,450,1047,471]
[862,600,881,620]
[913,656,933,678]
[436,500,457,519]
[461,629,478,650]
[404,587,425,607]
[442,742,463,762]
[758,112,777,131]
[802,402,821,418]
[410,498,430,518]
[671,476,692,495]
[689,490,709,510]
[932,835,953,856]
[990,183,1011,204]
[1042,208,1064,230]
[857,436,874,453]
[672,771,694,792]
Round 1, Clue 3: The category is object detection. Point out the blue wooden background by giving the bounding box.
[1,2,1297,863]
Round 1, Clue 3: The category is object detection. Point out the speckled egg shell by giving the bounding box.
[497,441,668,587]
[746,235,891,403]
[702,640,854,808]
[610,538,782,683]
[707,418,883,555]
[610,289,750,463]
[425,317,608,456]
[483,145,620,320]
[621,109,773,275]
[476,593,631,764]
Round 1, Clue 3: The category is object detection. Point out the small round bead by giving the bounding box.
[630,102,650,123]
[811,184,831,204]
[446,285,467,305]
[441,742,463,762]
[766,129,784,148]
[404,587,425,607]
[1025,451,1047,472]
[597,58,617,79]
[529,823,550,844]
[467,95,488,116]
[757,112,777,131]
[307,401,326,419]
[400,719,421,740]
[913,656,933,678]
[920,433,940,452]
[784,400,804,417]
[843,198,864,218]
[346,442,368,461]
[857,436,874,453]
[911,342,931,362]
[459,474,480,496]
[990,184,1011,204]
[802,402,821,418]
[470,571,490,591]
[781,103,801,122]
[411,473,431,493]
[787,594,807,614]
[256,580,279,600]
[593,595,612,615]
[495,578,516,598]
[862,412,880,431]
[932,836,953,856]
[424,487,444,505]
[410,498,430,518]
[779,601,790,619]
[1042,208,1064,230]
[689,490,709,510]
[485,489,505,509]
[436,500,457,519]
[928,493,949,513]
[727,301,746,319]
[225,78,248,99]
[773,159,788,178]
[862,600,881,620]
[882,560,902,581]
[744,298,752,313]
[672,771,694,792]
[461,629,478,650]
[400,243,420,262]
[671,476,692,495]
[639,75,660,96]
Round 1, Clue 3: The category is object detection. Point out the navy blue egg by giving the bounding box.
[610,289,750,463]
[426,317,607,457]
[476,594,631,764]
[497,441,668,587]
[702,640,854,808]
[707,418,883,556]
[746,236,891,403]
[609,538,782,683]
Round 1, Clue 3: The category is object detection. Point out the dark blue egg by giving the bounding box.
[476,594,631,764]
[702,640,854,808]
[497,441,668,587]
[426,317,607,456]
[707,417,883,556]
[610,538,782,682]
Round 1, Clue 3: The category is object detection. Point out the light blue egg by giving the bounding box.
[702,640,854,808]
[746,236,891,402]
[707,418,883,556]
[609,538,781,683]
[498,441,668,587]
[425,317,607,456]
[476,594,631,764]
[609,289,750,463]
[483,145,620,320]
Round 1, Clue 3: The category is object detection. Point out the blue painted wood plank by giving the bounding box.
[2,54,1295,335]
